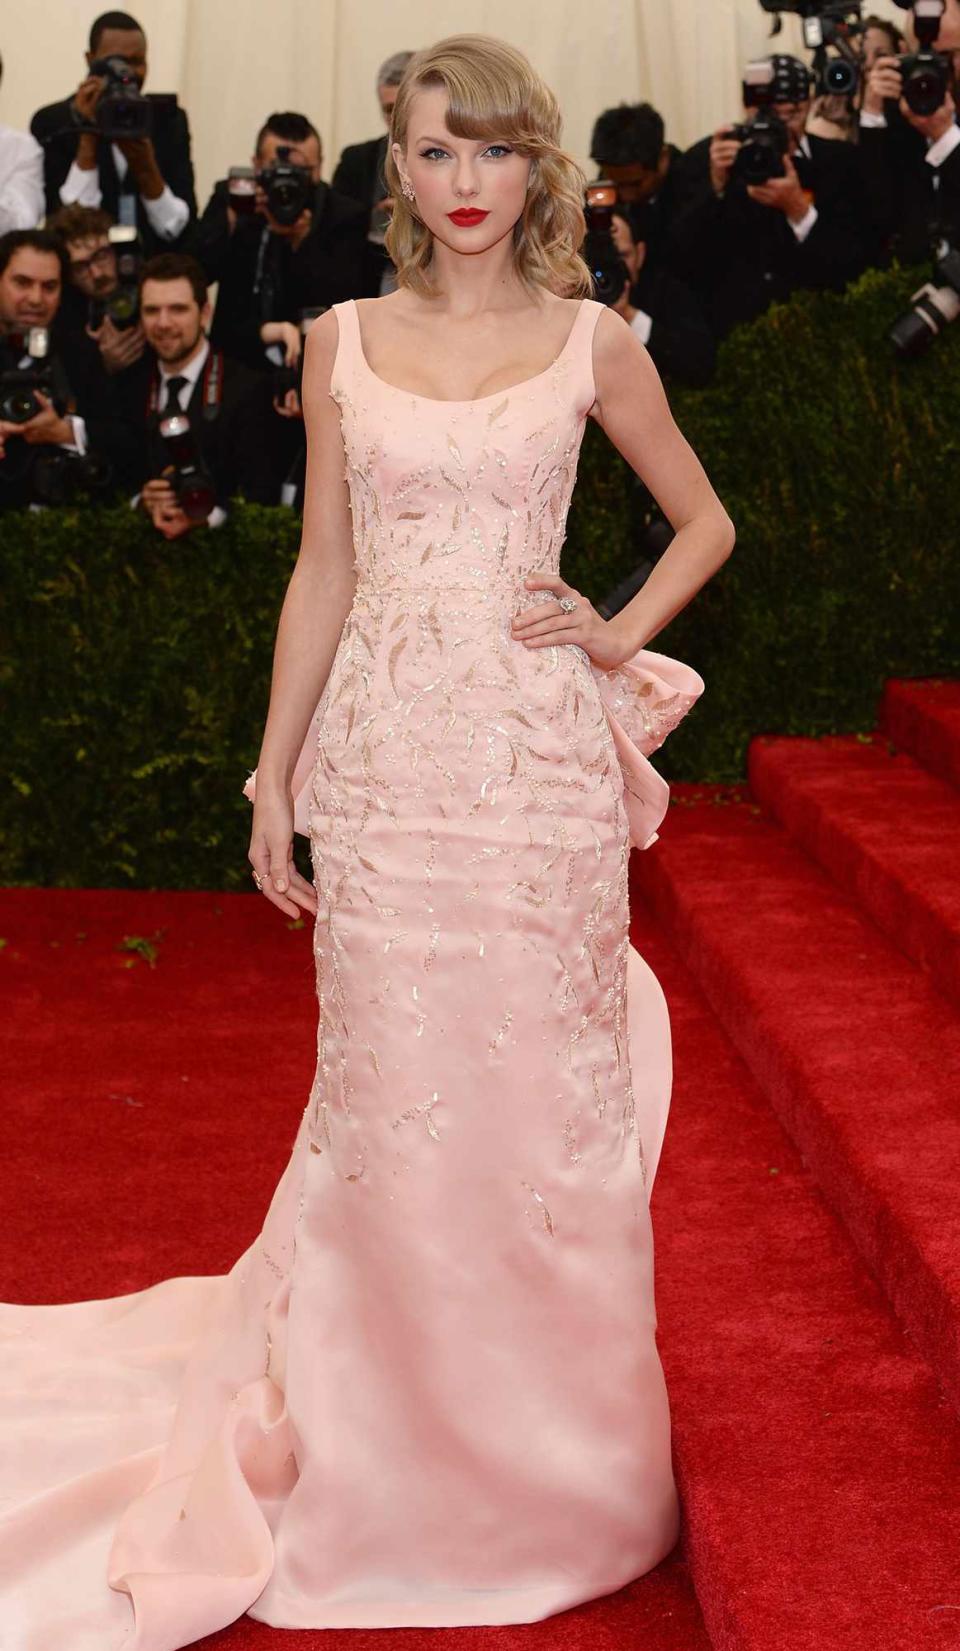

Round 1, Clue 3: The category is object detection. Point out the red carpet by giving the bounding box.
[4,677,960,1649]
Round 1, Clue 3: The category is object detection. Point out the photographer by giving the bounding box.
[610,208,716,385]
[589,103,684,266]
[331,50,415,297]
[120,253,287,539]
[30,10,196,255]
[857,4,960,262]
[667,54,874,339]
[0,52,44,231]
[0,226,131,505]
[194,112,367,373]
[47,204,146,379]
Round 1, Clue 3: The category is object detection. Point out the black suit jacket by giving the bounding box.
[628,264,717,386]
[0,325,138,507]
[858,112,960,265]
[30,93,196,253]
[665,132,875,339]
[332,134,394,298]
[193,179,368,368]
[117,347,288,506]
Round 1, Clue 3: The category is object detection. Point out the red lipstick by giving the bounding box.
[447,208,489,226]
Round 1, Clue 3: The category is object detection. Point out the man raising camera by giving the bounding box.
[194,111,367,373]
[858,0,960,262]
[47,204,146,379]
[31,10,196,255]
[667,53,874,339]
[121,253,286,540]
[0,227,136,509]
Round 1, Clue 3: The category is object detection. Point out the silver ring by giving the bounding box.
[252,871,263,890]
[558,595,578,614]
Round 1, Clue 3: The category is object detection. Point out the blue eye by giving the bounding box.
[417,144,514,161]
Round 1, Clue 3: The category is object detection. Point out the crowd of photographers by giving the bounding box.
[1,2,958,531]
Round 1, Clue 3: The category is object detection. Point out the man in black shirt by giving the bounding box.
[331,50,414,296]
[667,55,875,340]
[589,102,684,267]
[119,253,287,537]
[30,9,195,255]
[857,34,960,262]
[194,112,367,372]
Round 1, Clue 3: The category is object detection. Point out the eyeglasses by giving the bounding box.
[69,245,115,277]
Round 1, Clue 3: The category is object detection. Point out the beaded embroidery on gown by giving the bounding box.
[0,295,704,1648]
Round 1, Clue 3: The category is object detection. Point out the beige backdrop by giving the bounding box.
[1,0,909,209]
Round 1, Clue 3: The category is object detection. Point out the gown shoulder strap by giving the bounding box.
[329,297,361,401]
[570,297,605,414]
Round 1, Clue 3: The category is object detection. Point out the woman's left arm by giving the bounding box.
[514,306,735,667]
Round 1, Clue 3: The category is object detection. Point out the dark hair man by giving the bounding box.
[857,3,960,264]
[120,253,288,537]
[30,10,196,254]
[331,50,415,296]
[589,102,683,263]
[193,111,367,373]
[666,54,876,339]
[0,227,135,506]
[47,203,146,377]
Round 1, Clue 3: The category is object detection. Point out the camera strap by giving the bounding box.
[147,348,226,424]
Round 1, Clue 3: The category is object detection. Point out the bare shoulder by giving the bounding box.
[588,304,658,424]
[302,305,342,380]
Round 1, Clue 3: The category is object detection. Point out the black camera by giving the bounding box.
[28,447,113,505]
[887,0,952,116]
[753,7,866,98]
[256,146,313,227]
[582,181,631,306]
[0,328,60,423]
[156,413,217,520]
[87,226,142,332]
[723,57,813,184]
[88,54,152,140]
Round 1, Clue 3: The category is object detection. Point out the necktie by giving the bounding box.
[163,375,188,412]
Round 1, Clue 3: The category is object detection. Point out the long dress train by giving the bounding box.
[0,295,704,1649]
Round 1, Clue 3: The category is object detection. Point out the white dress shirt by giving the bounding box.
[0,125,45,233]
[60,144,189,240]
[858,106,960,186]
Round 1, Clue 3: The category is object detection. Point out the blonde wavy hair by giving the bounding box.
[384,34,592,300]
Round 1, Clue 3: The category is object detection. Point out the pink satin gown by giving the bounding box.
[0,295,704,1648]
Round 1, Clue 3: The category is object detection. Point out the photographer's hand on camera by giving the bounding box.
[70,77,105,176]
[141,473,196,540]
[863,54,904,116]
[901,86,957,142]
[114,137,165,202]
[709,129,742,196]
[0,392,76,461]
[87,312,146,375]
[745,152,810,224]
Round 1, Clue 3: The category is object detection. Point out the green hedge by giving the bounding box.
[3,263,958,890]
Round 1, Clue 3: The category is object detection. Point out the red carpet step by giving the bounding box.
[0,888,711,1651]
[748,731,960,1009]
[634,902,960,1651]
[880,677,960,791]
[630,789,960,1418]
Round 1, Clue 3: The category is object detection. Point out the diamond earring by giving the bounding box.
[401,180,415,201]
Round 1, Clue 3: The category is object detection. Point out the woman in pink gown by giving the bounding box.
[0,33,734,1650]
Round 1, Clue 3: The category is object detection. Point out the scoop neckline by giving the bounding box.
[348,296,589,406]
